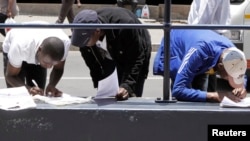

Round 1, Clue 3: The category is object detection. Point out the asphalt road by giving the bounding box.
[0,52,164,98]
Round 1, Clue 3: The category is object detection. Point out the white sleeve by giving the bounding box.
[2,30,12,53]
[7,42,24,68]
[62,39,71,61]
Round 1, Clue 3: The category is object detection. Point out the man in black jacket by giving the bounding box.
[71,7,152,100]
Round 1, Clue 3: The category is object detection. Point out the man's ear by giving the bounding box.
[36,47,43,57]
[96,28,104,36]
[96,28,101,32]
[38,47,42,51]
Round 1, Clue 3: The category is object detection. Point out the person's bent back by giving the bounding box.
[153,29,247,102]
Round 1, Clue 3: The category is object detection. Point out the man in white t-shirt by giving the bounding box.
[187,0,231,34]
[2,21,71,96]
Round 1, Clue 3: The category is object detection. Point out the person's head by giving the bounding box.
[71,9,103,47]
[216,47,247,88]
[36,37,65,68]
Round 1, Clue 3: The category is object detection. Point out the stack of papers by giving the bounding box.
[220,96,250,108]
[33,94,92,106]
[0,86,36,111]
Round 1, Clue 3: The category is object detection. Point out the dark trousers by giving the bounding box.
[191,73,217,92]
[207,74,217,92]
[192,73,209,91]
[56,0,75,23]
[3,53,47,89]
[0,13,8,36]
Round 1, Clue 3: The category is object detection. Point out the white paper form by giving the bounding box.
[96,68,119,98]
[0,86,36,110]
[220,96,250,108]
[33,94,92,106]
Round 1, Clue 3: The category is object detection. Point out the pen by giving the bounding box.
[31,79,44,95]
[32,79,39,87]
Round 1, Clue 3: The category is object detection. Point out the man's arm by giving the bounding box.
[7,0,14,17]
[44,60,66,97]
[172,48,208,102]
[5,62,25,87]
[118,29,150,96]
[47,60,65,87]
[5,62,43,95]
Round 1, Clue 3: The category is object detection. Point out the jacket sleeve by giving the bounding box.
[118,28,151,96]
[172,48,207,102]
[153,37,164,75]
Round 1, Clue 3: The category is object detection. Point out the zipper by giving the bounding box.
[89,47,105,75]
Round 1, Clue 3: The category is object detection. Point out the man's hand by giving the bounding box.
[232,87,247,99]
[29,86,44,96]
[6,10,12,18]
[116,87,129,101]
[45,85,62,97]
[77,2,81,8]
[207,91,242,103]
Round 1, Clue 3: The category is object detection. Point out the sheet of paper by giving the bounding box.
[220,96,250,108]
[33,93,92,106]
[96,68,119,98]
[0,86,36,110]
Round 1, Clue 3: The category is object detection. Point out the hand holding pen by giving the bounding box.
[29,79,44,96]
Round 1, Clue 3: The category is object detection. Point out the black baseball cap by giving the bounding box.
[71,9,100,47]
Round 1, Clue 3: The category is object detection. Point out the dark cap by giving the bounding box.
[71,9,99,47]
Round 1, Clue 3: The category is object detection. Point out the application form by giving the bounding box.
[96,68,119,98]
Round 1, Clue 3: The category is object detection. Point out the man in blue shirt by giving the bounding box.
[153,29,247,102]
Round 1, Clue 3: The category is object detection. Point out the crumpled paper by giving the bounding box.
[33,93,92,106]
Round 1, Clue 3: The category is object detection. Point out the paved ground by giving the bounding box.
[0,14,164,51]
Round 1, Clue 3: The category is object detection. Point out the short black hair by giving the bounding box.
[40,37,65,61]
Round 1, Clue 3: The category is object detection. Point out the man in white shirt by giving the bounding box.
[2,21,71,96]
[187,0,231,34]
